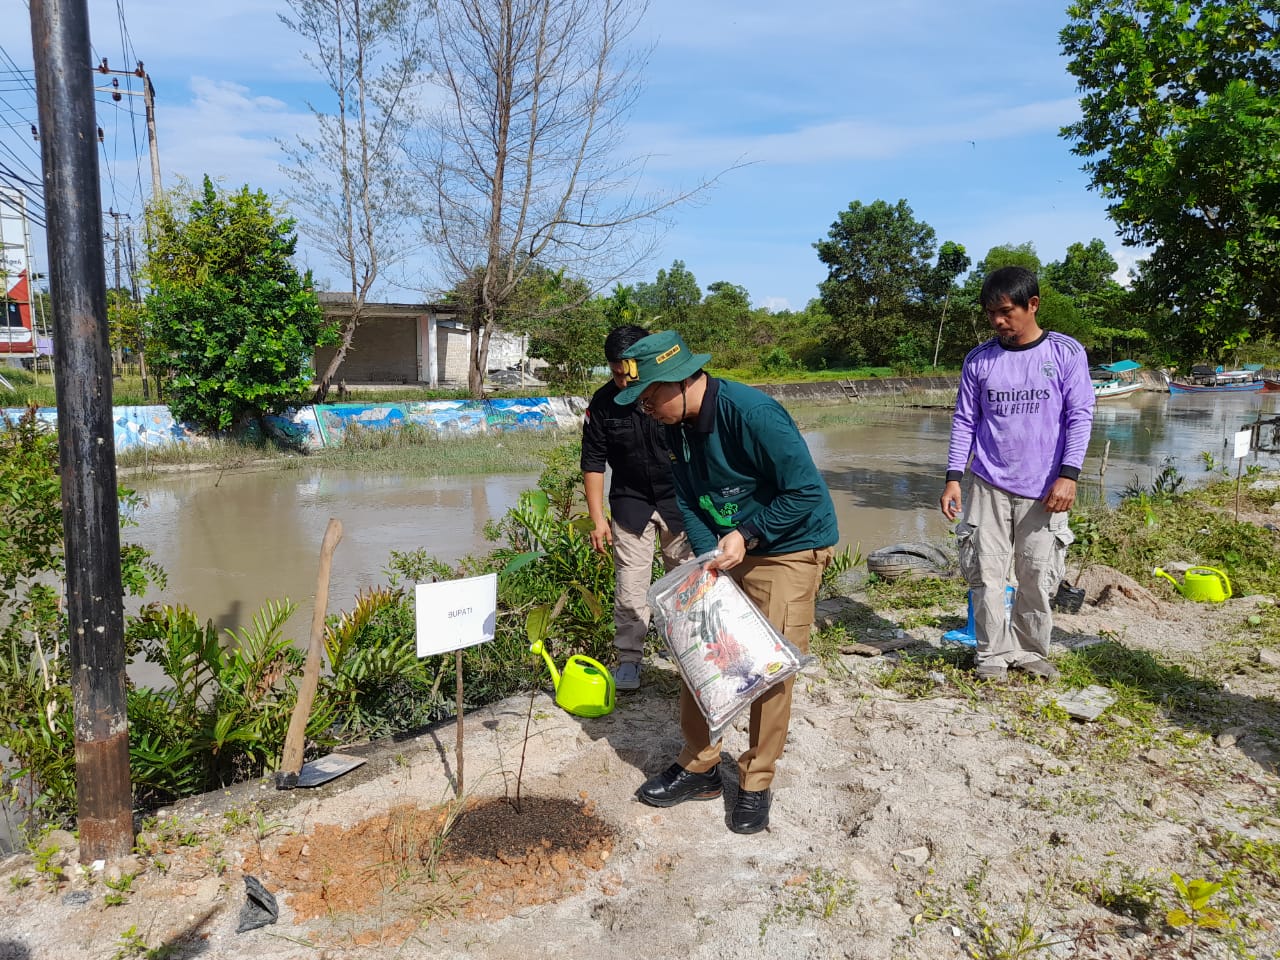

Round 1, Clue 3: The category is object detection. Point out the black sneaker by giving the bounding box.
[637,763,722,807]
[730,788,771,834]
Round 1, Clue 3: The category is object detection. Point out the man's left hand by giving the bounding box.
[707,529,747,570]
[1042,477,1078,513]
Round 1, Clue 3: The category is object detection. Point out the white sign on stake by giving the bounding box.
[1234,428,1252,460]
[415,573,498,657]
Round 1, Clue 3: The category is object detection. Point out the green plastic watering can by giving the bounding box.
[1153,566,1232,603]
[530,638,615,718]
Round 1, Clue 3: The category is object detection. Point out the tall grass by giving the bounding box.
[317,424,574,476]
[0,369,155,408]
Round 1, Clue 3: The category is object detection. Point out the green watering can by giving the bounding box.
[530,639,615,718]
[1153,566,1232,603]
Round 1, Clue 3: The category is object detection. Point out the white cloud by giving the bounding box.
[628,97,1081,171]
[157,78,314,196]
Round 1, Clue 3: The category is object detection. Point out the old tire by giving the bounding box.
[866,542,954,581]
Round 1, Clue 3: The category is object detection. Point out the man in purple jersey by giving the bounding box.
[939,266,1095,681]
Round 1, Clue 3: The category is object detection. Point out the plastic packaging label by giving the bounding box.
[647,551,810,737]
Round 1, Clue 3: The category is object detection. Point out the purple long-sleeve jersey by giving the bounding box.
[946,331,1096,499]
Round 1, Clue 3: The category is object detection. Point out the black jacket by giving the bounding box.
[580,379,684,534]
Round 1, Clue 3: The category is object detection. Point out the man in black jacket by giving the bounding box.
[581,325,693,691]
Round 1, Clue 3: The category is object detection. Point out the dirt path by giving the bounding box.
[1,576,1278,960]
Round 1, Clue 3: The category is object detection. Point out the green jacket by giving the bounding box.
[666,378,838,557]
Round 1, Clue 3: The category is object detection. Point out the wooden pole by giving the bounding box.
[1099,439,1111,504]
[455,650,465,797]
[30,0,132,861]
[1235,455,1244,523]
[277,518,343,787]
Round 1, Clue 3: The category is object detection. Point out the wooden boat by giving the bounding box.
[1093,378,1144,400]
[1091,359,1143,400]
[1263,378,1280,393]
[1169,377,1263,394]
[1169,363,1264,393]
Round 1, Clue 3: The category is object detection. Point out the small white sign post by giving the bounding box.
[1234,428,1253,521]
[415,573,498,797]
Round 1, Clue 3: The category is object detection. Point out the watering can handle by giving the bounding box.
[1192,567,1233,598]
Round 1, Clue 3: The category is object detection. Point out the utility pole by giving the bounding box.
[95,59,161,201]
[30,0,134,861]
[107,209,125,373]
[124,227,149,400]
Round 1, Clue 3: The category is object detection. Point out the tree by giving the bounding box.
[962,243,1086,344]
[929,240,970,367]
[1060,0,1280,357]
[814,199,938,365]
[632,259,703,339]
[1044,239,1143,354]
[144,177,333,432]
[695,280,753,356]
[280,0,430,402]
[521,272,611,387]
[416,0,713,397]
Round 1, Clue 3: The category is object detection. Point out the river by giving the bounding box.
[125,390,1280,635]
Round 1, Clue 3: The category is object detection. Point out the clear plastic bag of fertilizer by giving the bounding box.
[647,551,812,738]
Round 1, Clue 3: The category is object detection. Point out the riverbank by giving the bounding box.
[1,565,1277,959]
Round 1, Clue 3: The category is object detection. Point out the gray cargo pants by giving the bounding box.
[955,474,1073,666]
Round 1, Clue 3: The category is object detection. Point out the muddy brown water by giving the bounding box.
[125,392,1280,636]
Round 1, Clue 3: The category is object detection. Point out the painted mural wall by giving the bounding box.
[2,398,588,454]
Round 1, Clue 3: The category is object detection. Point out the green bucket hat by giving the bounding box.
[615,331,711,405]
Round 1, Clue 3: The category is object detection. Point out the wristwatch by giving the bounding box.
[742,532,760,551]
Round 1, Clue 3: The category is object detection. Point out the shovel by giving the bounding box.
[275,518,364,789]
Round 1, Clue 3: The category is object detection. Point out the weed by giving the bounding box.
[103,871,137,907]
[31,844,63,888]
[759,867,857,942]
[8,873,31,891]
[221,808,250,833]
[876,649,974,700]
[252,810,287,841]
[1071,864,1162,925]
[1206,830,1280,887]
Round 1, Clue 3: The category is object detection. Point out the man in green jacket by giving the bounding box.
[615,330,838,834]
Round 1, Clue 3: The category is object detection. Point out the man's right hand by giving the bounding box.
[939,480,963,521]
[589,520,613,554]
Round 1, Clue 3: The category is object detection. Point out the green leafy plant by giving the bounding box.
[759,867,857,942]
[1166,873,1233,954]
[143,175,336,431]
[0,409,163,823]
[102,871,137,907]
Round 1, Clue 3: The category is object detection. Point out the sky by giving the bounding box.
[0,0,1141,313]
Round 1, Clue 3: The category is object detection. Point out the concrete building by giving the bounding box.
[314,293,536,388]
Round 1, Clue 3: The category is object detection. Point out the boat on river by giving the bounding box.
[1092,359,1143,401]
[1263,378,1280,393]
[1168,363,1264,394]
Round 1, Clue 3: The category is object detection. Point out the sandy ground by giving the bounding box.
[1,571,1278,960]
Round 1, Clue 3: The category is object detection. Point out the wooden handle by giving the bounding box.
[278,517,343,785]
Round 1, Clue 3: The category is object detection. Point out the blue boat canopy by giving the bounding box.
[1098,360,1141,373]
[1243,363,1264,372]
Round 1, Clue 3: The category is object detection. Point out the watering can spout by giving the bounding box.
[529,638,561,690]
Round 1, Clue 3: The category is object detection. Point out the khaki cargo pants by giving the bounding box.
[955,474,1073,666]
[612,511,692,665]
[677,546,834,792]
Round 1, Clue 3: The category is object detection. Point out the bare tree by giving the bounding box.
[280,0,430,402]
[418,0,711,397]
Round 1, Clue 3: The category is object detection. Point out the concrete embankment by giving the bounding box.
[756,375,960,404]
